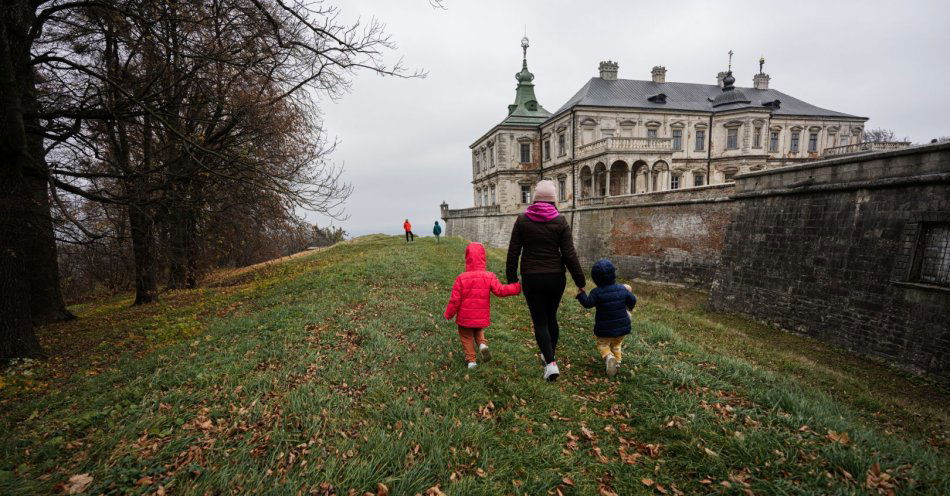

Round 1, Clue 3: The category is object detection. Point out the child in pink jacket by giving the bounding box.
[444,242,521,368]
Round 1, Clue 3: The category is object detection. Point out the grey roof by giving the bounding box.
[550,77,864,119]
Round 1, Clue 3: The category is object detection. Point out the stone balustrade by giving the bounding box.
[821,141,911,158]
[442,205,500,218]
[577,136,673,159]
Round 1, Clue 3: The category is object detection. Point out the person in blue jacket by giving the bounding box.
[433,221,442,242]
[576,259,637,377]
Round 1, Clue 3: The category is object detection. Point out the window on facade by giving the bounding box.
[790,132,800,153]
[695,130,705,151]
[520,143,531,163]
[520,185,531,204]
[770,131,780,152]
[558,177,566,201]
[647,128,658,139]
[672,129,682,150]
[543,141,550,160]
[840,134,850,146]
[474,153,480,174]
[475,188,481,206]
[723,169,737,182]
[671,175,680,190]
[694,174,705,187]
[558,133,566,156]
[489,145,495,167]
[911,223,950,287]
[753,126,762,148]
[808,132,818,152]
[727,128,738,149]
[490,184,496,205]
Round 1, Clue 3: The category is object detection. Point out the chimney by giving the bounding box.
[716,71,728,88]
[651,65,666,83]
[753,72,770,90]
[598,60,618,80]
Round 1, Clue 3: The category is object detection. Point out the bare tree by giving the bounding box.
[1,0,422,359]
[862,128,908,143]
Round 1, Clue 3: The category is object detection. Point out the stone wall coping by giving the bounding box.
[735,141,950,181]
[732,172,950,199]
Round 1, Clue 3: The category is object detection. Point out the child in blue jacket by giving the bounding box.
[576,259,637,377]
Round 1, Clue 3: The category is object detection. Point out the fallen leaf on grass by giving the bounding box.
[599,486,619,496]
[424,485,446,496]
[702,447,719,458]
[641,478,654,486]
[376,482,390,496]
[562,477,575,486]
[826,430,851,445]
[580,426,596,441]
[64,473,93,494]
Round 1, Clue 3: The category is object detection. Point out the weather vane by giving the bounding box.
[759,55,765,73]
[521,31,529,60]
[728,50,734,72]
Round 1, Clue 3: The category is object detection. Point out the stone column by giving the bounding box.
[605,169,611,196]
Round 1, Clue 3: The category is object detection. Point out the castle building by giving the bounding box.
[468,39,868,212]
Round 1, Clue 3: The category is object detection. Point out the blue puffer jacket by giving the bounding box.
[576,259,637,337]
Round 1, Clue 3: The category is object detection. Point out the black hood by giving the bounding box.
[591,259,616,287]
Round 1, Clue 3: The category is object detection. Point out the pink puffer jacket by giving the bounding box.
[444,243,521,328]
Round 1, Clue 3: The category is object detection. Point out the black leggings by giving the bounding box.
[405,231,414,242]
[522,272,566,364]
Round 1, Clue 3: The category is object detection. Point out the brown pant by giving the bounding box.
[457,326,487,363]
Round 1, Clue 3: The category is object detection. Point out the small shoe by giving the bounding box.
[467,362,477,369]
[543,361,560,382]
[479,343,492,363]
[605,355,618,377]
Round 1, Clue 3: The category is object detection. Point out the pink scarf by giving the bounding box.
[525,202,559,222]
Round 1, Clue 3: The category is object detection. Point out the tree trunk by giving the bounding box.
[129,200,158,304]
[0,2,44,359]
[22,159,75,323]
[16,1,72,325]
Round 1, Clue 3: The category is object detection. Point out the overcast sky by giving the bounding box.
[311,0,950,237]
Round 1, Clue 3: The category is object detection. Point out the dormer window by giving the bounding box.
[648,93,667,104]
[763,99,781,109]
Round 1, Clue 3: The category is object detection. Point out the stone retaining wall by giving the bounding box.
[710,143,950,383]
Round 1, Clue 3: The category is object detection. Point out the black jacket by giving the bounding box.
[506,213,586,288]
[576,259,637,337]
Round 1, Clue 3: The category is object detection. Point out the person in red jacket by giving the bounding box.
[444,242,521,368]
[403,219,414,242]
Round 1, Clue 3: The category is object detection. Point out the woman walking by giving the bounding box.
[506,180,585,381]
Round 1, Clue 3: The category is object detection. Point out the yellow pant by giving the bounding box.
[596,336,624,363]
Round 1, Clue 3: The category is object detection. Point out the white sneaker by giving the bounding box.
[543,361,560,381]
[479,343,492,363]
[467,362,477,369]
[605,355,618,377]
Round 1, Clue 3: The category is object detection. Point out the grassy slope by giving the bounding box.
[1,235,947,495]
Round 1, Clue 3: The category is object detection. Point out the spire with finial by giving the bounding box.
[503,35,550,123]
[722,50,736,91]
[759,55,765,74]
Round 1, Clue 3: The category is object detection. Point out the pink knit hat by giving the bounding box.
[533,179,557,203]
